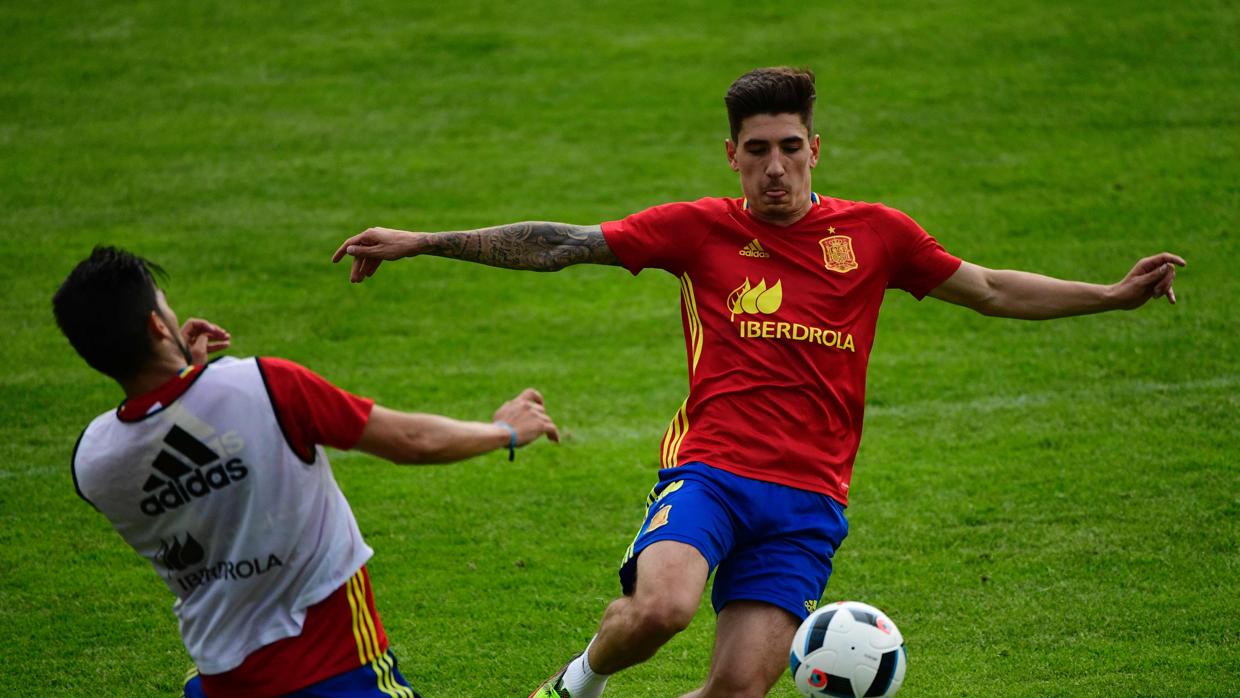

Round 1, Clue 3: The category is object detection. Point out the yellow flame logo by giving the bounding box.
[727,278,782,321]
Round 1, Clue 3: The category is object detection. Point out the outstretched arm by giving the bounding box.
[929,253,1185,319]
[332,222,620,282]
[352,388,560,465]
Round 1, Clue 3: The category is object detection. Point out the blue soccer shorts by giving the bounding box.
[183,650,422,698]
[618,461,849,620]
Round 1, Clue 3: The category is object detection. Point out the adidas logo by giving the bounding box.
[139,425,249,517]
[739,239,770,258]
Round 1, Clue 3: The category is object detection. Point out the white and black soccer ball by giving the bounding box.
[789,601,907,698]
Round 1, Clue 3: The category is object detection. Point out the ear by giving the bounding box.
[148,309,175,342]
[809,134,821,169]
[725,139,740,172]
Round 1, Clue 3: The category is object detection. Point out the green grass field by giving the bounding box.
[2,0,1237,695]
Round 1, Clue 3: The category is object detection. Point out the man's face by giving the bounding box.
[726,113,820,226]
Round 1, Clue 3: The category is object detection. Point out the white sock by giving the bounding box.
[561,635,609,698]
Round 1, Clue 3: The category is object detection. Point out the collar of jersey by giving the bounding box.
[740,191,825,230]
[116,363,208,422]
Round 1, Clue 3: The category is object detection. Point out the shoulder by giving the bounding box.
[209,355,315,383]
[830,198,917,227]
[625,196,738,223]
[187,356,262,385]
[647,195,736,212]
[684,196,741,223]
[689,196,740,213]
[836,200,928,243]
[208,355,257,373]
[192,356,268,396]
[75,409,122,455]
[253,356,357,404]
[253,355,300,375]
[253,356,326,389]
[71,409,127,505]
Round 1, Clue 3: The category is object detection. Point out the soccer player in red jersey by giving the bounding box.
[54,246,559,697]
[333,68,1185,697]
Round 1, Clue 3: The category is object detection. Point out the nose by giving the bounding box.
[765,154,786,179]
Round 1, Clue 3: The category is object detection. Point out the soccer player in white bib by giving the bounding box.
[54,246,560,698]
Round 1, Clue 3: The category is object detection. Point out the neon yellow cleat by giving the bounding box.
[528,654,578,698]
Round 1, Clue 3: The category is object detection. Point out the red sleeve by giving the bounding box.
[601,199,716,276]
[871,205,962,299]
[256,357,375,462]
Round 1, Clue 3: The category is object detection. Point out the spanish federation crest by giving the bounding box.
[819,235,858,273]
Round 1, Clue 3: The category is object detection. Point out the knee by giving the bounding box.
[700,670,771,698]
[629,593,696,640]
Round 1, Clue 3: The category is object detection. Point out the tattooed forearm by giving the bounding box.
[418,222,619,271]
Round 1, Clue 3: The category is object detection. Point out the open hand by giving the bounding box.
[181,318,230,365]
[332,227,420,283]
[1111,253,1186,309]
[493,388,561,447]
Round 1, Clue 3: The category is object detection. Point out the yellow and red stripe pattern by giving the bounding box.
[660,273,704,469]
[660,397,690,470]
[680,273,704,372]
[346,568,415,698]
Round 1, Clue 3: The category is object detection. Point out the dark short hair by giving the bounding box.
[724,67,816,142]
[53,246,166,381]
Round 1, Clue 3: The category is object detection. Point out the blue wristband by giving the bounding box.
[496,421,517,461]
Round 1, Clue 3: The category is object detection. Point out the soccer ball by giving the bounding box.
[789,601,907,697]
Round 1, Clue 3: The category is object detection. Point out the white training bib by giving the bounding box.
[72,357,372,674]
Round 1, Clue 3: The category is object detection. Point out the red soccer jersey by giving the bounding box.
[602,194,961,505]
